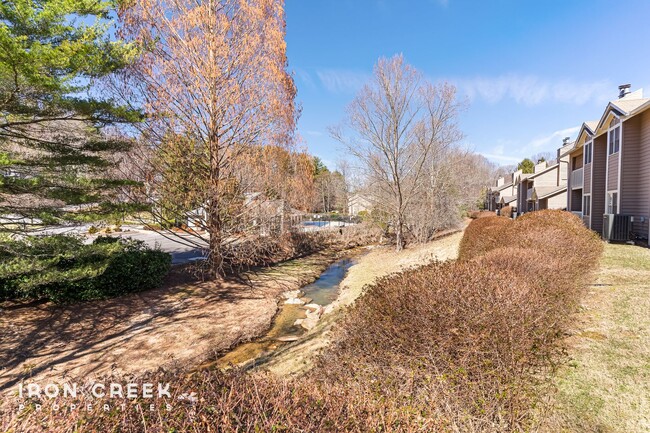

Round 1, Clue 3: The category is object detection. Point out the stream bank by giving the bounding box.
[206,252,365,370]
[0,246,351,392]
[208,228,466,377]
[261,228,465,376]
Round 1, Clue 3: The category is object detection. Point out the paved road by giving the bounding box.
[33,220,359,265]
[112,222,357,264]
[112,230,207,264]
[32,225,207,264]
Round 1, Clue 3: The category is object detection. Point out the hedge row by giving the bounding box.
[0,235,171,303]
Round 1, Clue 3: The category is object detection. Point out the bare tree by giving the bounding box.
[331,55,465,250]
[531,151,556,164]
[116,0,298,277]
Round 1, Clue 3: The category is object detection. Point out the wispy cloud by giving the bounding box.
[294,68,315,89]
[477,125,581,166]
[456,75,613,106]
[480,153,522,164]
[316,69,371,94]
[479,142,523,164]
[527,125,580,149]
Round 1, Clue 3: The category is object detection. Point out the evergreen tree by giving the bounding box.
[312,156,329,176]
[517,158,535,174]
[0,0,141,232]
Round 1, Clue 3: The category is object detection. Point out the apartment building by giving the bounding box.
[486,173,515,212]
[566,85,650,240]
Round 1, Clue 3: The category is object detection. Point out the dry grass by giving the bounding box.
[538,243,650,433]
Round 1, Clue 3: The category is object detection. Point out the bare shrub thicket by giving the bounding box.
[197,222,381,275]
[215,223,382,273]
[3,211,602,432]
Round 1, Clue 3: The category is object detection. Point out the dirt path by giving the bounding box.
[262,229,464,376]
[539,243,650,432]
[0,250,340,394]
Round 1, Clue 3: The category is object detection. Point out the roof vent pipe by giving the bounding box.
[619,84,631,98]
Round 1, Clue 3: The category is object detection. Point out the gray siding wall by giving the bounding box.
[547,192,567,209]
[607,152,619,191]
[621,111,650,239]
[534,168,559,187]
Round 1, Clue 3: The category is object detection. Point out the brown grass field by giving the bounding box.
[538,242,650,433]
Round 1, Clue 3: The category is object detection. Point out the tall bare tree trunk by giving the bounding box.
[207,0,223,277]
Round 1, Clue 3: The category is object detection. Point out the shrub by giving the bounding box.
[216,224,381,274]
[312,209,602,431]
[458,214,512,259]
[501,205,513,218]
[0,235,171,303]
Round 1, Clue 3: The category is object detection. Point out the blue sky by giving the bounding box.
[285,0,650,169]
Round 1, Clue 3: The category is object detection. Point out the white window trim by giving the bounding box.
[584,140,593,165]
[589,151,593,228]
[605,116,623,217]
[618,122,624,215]
[583,193,592,218]
[607,115,621,156]
[606,190,620,215]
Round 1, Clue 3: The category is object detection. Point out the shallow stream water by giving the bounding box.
[215,255,358,368]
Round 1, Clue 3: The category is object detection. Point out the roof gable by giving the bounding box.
[594,93,650,137]
[595,105,623,136]
[573,121,597,151]
[532,185,567,200]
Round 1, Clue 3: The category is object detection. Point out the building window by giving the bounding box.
[608,126,621,155]
[583,195,591,216]
[584,142,593,164]
[607,192,618,214]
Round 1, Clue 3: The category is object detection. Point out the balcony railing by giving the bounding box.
[571,211,583,219]
[571,168,584,189]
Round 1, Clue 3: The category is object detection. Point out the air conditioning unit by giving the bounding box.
[602,214,633,241]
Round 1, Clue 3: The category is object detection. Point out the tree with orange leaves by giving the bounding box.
[117,0,297,277]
